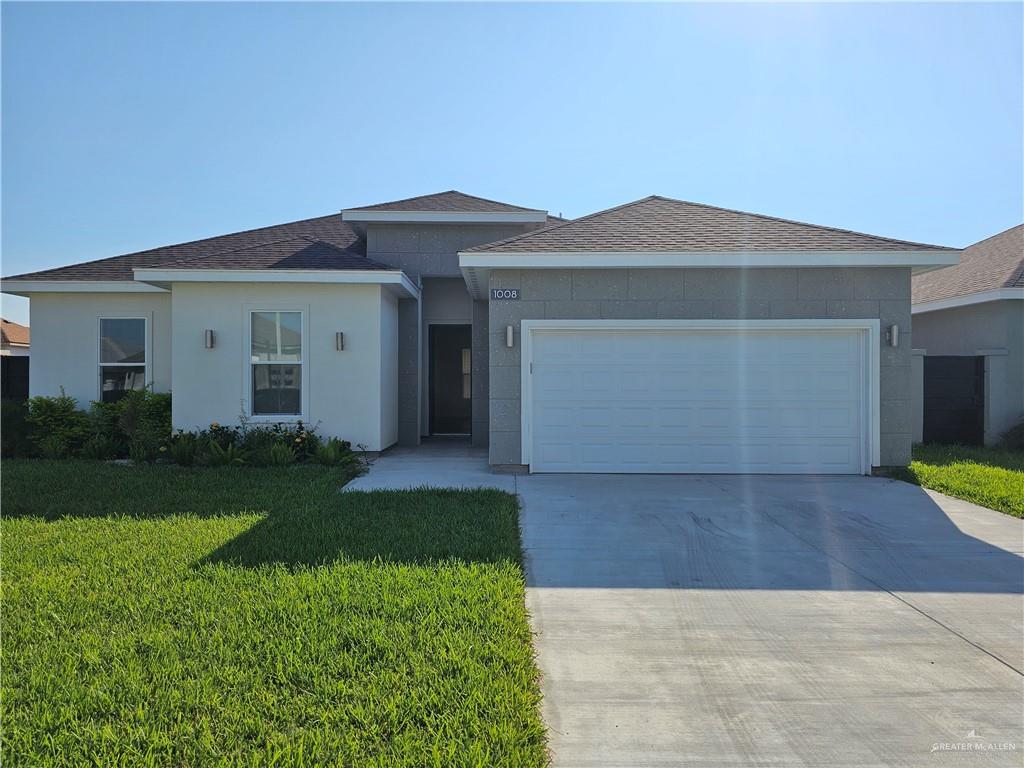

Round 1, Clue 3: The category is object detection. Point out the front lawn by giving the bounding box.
[903,444,1024,518]
[1,460,547,767]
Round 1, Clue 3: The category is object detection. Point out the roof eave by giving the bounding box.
[132,267,420,298]
[912,287,1024,314]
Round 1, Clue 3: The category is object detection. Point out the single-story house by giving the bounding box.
[911,224,1023,445]
[2,191,960,473]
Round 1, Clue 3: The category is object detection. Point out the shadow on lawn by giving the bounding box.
[201,488,522,569]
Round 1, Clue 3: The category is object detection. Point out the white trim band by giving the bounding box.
[131,268,420,298]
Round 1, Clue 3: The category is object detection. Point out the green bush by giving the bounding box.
[80,434,117,461]
[11,393,362,473]
[1,399,33,458]
[204,440,246,467]
[26,391,90,455]
[169,432,199,466]
[266,441,295,466]
[37,434,70,459]
[316,437,357,467]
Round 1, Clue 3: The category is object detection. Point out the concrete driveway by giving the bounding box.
[350,447,1024,766]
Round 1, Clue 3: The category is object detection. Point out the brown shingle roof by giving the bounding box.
[1,318,29,347]
[3,213,364,282]
[156,237,391,271]
[345,190,545,214]
[465,195,958,253]
[912,224,1024,304]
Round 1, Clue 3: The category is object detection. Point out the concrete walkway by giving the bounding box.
[349,446,1024,767]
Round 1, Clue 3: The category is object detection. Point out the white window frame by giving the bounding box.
[519,318,881,474]
[244,307,309,422]
[97,315,150,401]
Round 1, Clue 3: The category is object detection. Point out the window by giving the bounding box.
[99,318,147,402]
[251,311,302,416]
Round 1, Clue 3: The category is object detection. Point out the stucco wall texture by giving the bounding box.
[488,267,914,468]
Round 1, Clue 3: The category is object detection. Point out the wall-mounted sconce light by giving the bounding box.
[505,325,514,348]
[886,324,900,348]
[204,330,215,349]
[335,331,345,351]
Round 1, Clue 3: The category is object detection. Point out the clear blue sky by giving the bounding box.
[3,2,1021,325]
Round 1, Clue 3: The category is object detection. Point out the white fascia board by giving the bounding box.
[132,268,420,298]
[459,249,961,270]
[342,210,548,224]
[1,280,168,296]
[912,287,1024,314]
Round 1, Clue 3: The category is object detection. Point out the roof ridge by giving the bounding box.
[465,196,658,252]
[646,195,957,251]
[345,189,546,213]
[469,195,956,253]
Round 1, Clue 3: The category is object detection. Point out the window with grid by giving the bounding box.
[99,318,146,402]
[250,311,302,416]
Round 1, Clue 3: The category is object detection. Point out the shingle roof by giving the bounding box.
[912,224,1024,304]
[465,195,958,253]
[3,213,364,281]
[1,318,29,347]
[345,190,545,213]
[155,237,391,271]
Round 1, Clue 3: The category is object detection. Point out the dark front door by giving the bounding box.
[923,356,985,445]
[429,324,472,435]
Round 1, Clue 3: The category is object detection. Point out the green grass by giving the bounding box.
[1,460,547,767]
[901,444,1024,518]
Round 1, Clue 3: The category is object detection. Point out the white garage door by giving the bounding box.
[528,326,869,474]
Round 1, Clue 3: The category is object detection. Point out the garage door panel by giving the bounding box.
[529,328,866,474]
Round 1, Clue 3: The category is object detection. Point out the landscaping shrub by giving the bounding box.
[168,431,199,466]
[204,440,247,467]
[25,391,90,455]
[316,437,358,468]
[1,399,33,457]
[266,441,295,466]
[9,391,364,472]
[80,434,117,461]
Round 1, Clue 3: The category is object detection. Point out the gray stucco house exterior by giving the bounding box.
[911,224,1023,445]
[3,190,960,473]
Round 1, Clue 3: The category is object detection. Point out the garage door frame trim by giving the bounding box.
[520,318,881,472]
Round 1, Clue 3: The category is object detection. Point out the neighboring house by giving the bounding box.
[911,224,1023,445]
[1,191,959,473]
[1,318,30,400]
[1,318,30,357]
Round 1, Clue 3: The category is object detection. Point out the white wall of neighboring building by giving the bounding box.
[170,281,397,450]
[0,345,30,357]
[26,291,172,404]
